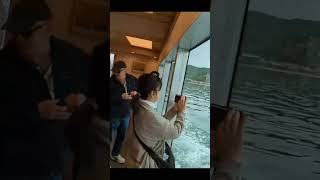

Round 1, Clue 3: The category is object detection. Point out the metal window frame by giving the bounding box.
[211,0,249,106]
[160,12,211,113]
[0,0,11,50]
[157,12,211,164]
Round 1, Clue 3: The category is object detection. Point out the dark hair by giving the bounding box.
[138,71,162,99]
[2,0,52,35]
[131,71,162,111]
[111,60,126,73]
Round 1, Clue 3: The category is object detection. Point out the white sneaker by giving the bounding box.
[111,154,126,164]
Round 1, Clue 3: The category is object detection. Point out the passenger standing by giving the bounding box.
[123,72,187,168]
[110,61,137,164]
[89,40,107,120]
[0,0,89,179]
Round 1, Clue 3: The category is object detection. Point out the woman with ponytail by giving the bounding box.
[123,71,187,168]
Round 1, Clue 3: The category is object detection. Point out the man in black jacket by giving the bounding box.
[89,40,107,119]
[110,61,137,164]
[0,0,88,179]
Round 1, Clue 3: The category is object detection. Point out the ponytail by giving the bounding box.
[130,93,140,113]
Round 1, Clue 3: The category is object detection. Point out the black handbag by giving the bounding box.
[132,112,175,168]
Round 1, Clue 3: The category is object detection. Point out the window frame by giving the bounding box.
[157,12,211,168]
[211,0,249,106]
[160,12,211,114]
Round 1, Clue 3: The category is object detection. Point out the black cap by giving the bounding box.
[112,61,127,73]
[2,0,52,33]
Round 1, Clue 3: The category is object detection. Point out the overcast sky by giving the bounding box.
[249,0,320,21]
[188,40,210,68]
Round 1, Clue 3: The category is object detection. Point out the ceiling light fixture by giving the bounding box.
[126,36,152,49]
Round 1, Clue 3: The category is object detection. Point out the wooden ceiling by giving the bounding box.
[110,12,177,59]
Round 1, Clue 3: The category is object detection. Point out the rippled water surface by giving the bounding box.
[172,81,210,168]
[230,64,320,179]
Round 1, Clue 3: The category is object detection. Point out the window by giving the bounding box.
[156,12,210,168]
[157,60,173,114]
[172,40,210,168]
[0,0,10,50]
[229,1,320,179]
[162,61,176,115]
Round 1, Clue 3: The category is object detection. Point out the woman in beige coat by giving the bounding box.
[122,71,187,168]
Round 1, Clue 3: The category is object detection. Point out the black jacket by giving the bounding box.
[0,36,89,175]
[89,41,107,119]
[110,74,138,119]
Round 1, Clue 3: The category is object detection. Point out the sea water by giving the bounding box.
[172,81,210,168]
[230,63,320,179]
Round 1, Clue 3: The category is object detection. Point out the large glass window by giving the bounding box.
[230,1,320,179]
[0,0,11,50]
[157,60,173,114]
[173,40,210,168]
[162,61,176,115]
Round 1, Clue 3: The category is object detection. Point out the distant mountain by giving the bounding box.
[241,11,320,67]
[185,65,210,82]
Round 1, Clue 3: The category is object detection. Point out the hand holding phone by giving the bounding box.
[175,94,187,103]
[121,93,132,100]
[38,99,71,120]
[175,95,187,113]
[66,94,87,109]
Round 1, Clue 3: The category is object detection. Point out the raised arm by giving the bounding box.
[153,111,185,140]
[153,97,187,140]
[163,106,177,120]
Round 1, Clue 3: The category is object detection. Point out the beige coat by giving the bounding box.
[122,99,185,168]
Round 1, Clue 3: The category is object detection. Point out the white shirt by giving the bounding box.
[42,65,55,100]
[123,82,127,93]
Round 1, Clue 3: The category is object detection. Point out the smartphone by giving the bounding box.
[174,95,187,103]
[175,95,182,103]
[211,104,229,130]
